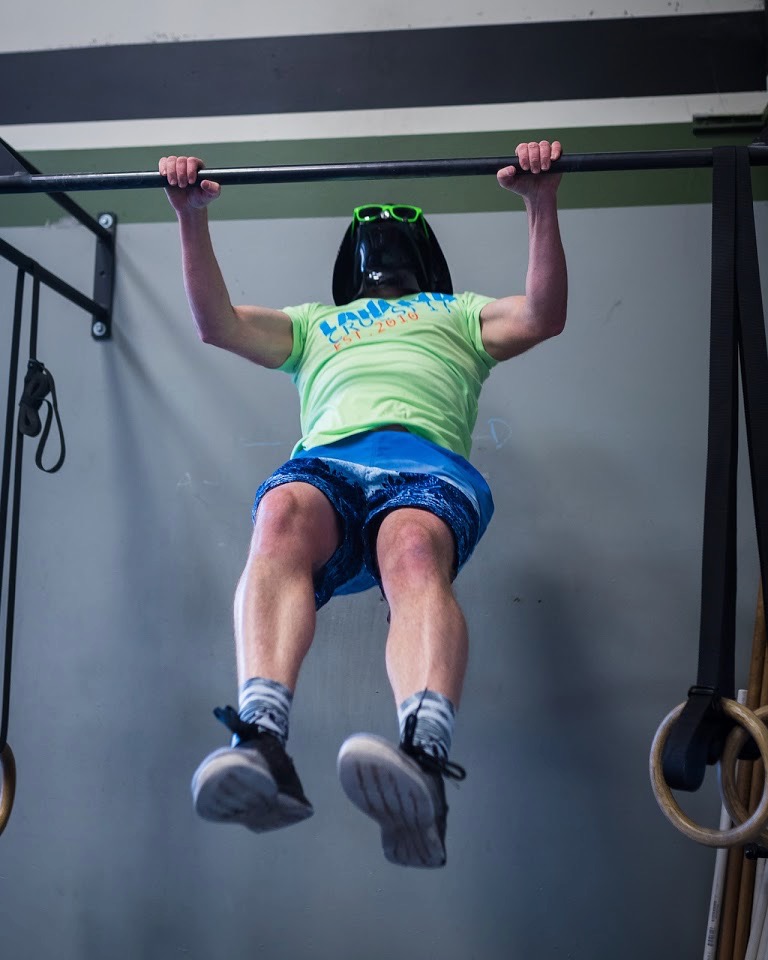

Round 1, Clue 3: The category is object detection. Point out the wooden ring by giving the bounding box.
[719,704,768,843]
[650,699,768,847]
[0,743,16,837]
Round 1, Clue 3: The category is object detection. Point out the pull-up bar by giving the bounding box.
[1,146,767,195]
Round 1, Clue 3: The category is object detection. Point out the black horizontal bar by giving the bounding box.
[0,138,112,242]
[0,237,108,319]
[1,147,767,195]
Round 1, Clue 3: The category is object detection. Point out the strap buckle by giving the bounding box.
[661,686,731,791]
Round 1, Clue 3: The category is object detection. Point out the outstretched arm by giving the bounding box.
[480,140,567,362]
[161,155,294,369]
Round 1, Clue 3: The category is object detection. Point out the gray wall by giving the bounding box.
[0,201,766,959]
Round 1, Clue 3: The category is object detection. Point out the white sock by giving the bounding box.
[238,676,293,745]
[397,689,456,760]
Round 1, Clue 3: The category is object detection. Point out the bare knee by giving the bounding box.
[251,483,340,571]
[376,510,455,593]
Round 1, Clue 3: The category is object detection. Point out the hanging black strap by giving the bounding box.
[16,275,65,474]
[17,359,65,474]
[662,146,768,791]
[735,149,768,618]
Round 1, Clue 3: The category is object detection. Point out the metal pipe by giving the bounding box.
[0,270,25,753]
[1,146,766,195]
[0,238,108,319]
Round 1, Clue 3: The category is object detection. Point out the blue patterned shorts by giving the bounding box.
[252,430,494,609]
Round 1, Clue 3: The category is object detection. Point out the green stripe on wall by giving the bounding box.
[1,124,765,227]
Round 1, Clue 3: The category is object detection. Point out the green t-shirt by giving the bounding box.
[279,290,498,458]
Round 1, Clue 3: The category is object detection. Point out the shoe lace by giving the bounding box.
[401,712,467,782]
[213,705,265,742]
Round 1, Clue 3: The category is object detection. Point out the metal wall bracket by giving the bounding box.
[91,213,117,340]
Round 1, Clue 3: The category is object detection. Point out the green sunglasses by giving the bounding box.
[353,203,424,224]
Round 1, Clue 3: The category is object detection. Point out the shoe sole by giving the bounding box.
[337,735,446,868]
[192,747,313,833]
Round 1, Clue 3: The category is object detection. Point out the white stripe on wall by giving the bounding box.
[2,0,760,54]
[1,92,764,153]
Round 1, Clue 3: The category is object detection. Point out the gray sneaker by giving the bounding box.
[337,715,466,868]
[191,706,313,833]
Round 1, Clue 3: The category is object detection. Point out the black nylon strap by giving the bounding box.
[735,148,768,614]
[16,273,65,474]
[18,360,66,474]
[661,148,739,790]
[662,146,768,791]
[697,146,739,698]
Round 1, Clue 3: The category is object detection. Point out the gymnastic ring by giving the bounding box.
[0,742,16,837]
[649,699,768,847]
[719,704,768,844]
